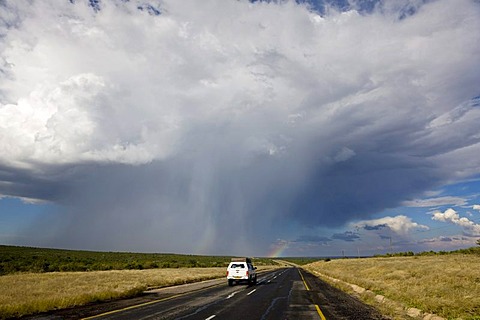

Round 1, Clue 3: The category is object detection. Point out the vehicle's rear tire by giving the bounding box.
[253,275,257,285]
[228,279,234,286]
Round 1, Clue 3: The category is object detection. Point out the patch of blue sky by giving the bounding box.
[0,197,58,244]
[388,178,480,236]
[250,0,396,15]
[471,95,480,107]
[438,178,480,207]
[70,0,162,15]
[250,0,373,14]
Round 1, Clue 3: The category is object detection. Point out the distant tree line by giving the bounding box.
[374,246,480,258]
[0,245,275,275]
[278,257,327,265]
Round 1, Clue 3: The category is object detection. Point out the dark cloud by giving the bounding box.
[294,235,332,244]
[363,224,387,231]
[332,231,360,242]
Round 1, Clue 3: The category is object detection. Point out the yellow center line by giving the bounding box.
[315,304,327,320]
[298,269,327,320]
[298,268,310,291]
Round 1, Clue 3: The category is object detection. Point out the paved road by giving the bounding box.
[64,267,386,320]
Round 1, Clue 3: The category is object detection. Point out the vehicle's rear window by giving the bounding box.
[230,263,245,268]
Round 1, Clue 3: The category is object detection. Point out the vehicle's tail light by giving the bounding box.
[246,271,249,276]
[226,271,229,276]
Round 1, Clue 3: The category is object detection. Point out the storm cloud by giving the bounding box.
[1,0,480,255]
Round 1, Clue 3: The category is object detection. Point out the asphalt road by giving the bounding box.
[26,268,387,320]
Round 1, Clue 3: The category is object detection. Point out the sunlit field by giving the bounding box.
[304,254,480,320]
[0,268,226,319]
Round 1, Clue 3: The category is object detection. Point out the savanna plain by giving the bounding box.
[1,245,479,320]
[303,250,480,320]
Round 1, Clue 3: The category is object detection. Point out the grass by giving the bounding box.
[0,245,275,274]
[0,267,227,319]
[304,254,480,320]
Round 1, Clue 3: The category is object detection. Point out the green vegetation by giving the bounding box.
[0,245,275,275]
[374,246,480,258]
[277,257,326,265]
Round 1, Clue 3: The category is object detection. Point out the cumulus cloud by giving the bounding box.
[355,215,429,236]
[0,0,479,254]
[473,205,480,211]
[432,208,480,236]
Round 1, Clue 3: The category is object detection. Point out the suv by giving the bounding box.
[226,258,257,286]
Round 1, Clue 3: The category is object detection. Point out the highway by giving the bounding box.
[72,268,387,320]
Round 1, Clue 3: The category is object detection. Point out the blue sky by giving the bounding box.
[1,0,480,257]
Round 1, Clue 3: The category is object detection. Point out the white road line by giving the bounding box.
[205,315,216,320]
[247,289,257,296]
[226,291,239,299]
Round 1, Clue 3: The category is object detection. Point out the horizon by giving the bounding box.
[4,243,474,259]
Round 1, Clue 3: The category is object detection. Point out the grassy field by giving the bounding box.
[0,267,227,319]
[0,245,275,274]
[304,254,480,320]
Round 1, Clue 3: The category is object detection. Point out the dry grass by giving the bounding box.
[0,267,226,319]
[304,255,480,320]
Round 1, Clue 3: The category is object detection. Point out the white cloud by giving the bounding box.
[354,215,429,236]
[1,0,479,171]
[432,208,480,236]
[333,147,356,162]
[473,205,480,211]
[0,195,50,205]
[402,196,468,208]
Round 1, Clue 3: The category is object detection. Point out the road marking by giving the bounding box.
[81,283,224,320]
[247,289,257,295]
[226,291,239,299]
[205,315,216,320]
[298,269,310,291]
[315,304,327,320]
[81,293,184,319]
[298,269,327,320]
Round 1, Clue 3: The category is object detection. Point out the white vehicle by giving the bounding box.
[226,258,257,286]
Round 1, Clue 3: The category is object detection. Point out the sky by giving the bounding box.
[1,0,480,257]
